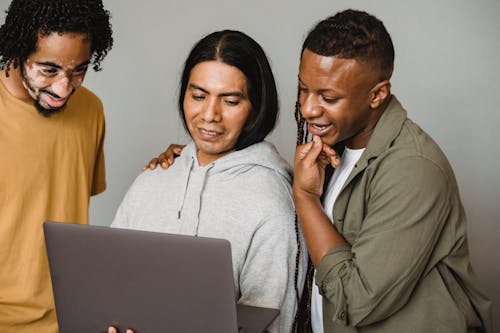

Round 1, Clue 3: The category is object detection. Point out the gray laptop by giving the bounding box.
[43,221,279,333]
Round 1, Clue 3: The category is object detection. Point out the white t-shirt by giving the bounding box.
[311,147,365,333]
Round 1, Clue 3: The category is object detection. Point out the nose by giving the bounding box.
[50,76,73,98]
[300,93,323,119]
[201,98,221,122]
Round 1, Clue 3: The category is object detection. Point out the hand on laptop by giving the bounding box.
[142,144,185,170]
[108,326,134,333]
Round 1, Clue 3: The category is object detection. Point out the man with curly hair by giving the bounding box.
[0,0,113,331]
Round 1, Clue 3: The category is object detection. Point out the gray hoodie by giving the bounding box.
[112,140,307,333]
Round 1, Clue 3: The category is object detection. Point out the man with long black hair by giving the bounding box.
[0,1,113,331]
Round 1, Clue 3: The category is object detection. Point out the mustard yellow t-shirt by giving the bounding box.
[0,80,106,333]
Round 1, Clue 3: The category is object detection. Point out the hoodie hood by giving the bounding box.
[181,140,292,182]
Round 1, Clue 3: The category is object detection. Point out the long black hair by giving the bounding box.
[178,30,279,150]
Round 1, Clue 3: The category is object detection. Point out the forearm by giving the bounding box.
[293,190,345,267]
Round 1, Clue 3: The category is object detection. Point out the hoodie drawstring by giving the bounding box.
[193,163,214,236]
[177,157,194,219]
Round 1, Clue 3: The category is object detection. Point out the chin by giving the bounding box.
[316,135,334,146]
[34,101,65,117]
[199,147,224,156]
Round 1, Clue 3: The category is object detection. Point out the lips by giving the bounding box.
[43,93,69,108]
[307,122,333,136]
[198,127,223,139]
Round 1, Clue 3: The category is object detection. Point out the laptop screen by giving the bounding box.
[44,221,239,333]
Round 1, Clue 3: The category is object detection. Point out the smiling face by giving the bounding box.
[22,32,91,116]
[183,60,253,165]
[298,48,388,149]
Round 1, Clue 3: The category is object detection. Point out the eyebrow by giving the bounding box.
[188,83,245,98]
[298,77,340,94]
[34,60,91,69]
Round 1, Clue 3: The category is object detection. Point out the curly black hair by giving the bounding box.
[302,9,394,81]
[0,0,113,73]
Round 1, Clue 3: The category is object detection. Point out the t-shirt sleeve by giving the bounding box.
[91,110,106,196]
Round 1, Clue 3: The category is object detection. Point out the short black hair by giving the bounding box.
[178,30,279,151]
[292,10,394,330]
[302,9,394,80]
[0,0,113,72]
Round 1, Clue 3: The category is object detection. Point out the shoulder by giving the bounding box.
[236,166,295,217]
[364,146,454,212]
[382,118,455,181]
[131,165,178,189]
[368,97,453,175]
[73,86,101,102]
[130,151,193,190]
[236,141,292,181]
[362,108,456,194]
[69,86,104,115]
[229,161,292,196]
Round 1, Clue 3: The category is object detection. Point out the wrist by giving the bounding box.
[293,186,320,201]
[293,189,322,213]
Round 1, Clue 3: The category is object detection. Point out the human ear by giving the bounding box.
[369,80,391,109]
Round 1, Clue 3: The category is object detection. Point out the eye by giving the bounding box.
[322,95,338,104]
[298,86,308,94]
[191,94,205,101]
[72,67,88,76]
[224,99,240,106]
[40,68,58,76]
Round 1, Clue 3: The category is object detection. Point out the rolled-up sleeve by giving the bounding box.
[316,242,353,325]
[315,155,452,327]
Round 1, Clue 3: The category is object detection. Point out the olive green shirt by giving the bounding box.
[316,96,492,332]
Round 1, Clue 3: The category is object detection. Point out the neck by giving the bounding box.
[344,95,392,149]
[0,65,32,103]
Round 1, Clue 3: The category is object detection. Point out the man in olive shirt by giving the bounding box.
[293,9,492,333]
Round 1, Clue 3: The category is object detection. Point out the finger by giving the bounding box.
[166,144,185,161]
[147,158,159,170]
[156,152,171,169]
[317,151,331,168]
[142,158,157,171]
[173,147,183,155]
[322,144,341,168]
[302,135,324,164]
[295,141,314,161]
[172,144,186,154]
[165,151,175,165]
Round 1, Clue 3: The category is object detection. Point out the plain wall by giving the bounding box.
[2,0,498,327]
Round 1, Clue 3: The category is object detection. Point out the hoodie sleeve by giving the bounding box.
[238,211,301,333]
[110,173,146,229]
[110,189,132,229]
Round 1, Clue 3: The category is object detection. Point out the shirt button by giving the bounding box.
[339,311,346,320]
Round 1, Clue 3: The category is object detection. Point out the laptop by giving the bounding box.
[43,221,279,333]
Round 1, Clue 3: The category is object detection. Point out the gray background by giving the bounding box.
[2,0,498,328]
